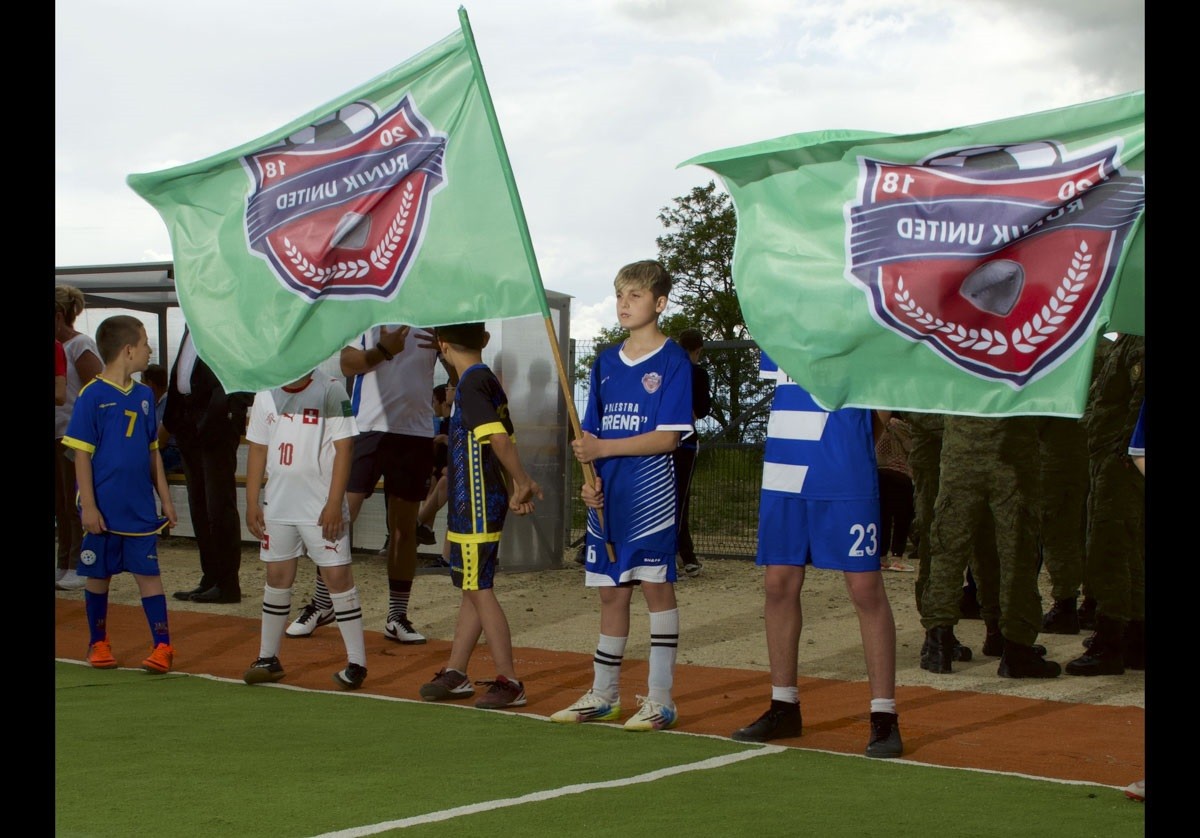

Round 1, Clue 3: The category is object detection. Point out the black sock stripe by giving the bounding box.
[262,604,291,617]
[335,608,363,622]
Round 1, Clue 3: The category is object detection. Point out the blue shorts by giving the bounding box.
[448,537,500,591]
[78,532,162,578]
[582,532,676,586]
[756,494,881,572]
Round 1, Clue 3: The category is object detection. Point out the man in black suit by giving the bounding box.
[164,330,251,604]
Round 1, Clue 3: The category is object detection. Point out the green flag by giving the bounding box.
[682,91,1145,418]
[128,9,548,393]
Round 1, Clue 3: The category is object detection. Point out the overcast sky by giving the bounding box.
[55,0,1144,343]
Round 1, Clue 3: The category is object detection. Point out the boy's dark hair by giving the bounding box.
[433,383,448,403]
[437,322,487,350]
[614,260,672,299]
[96,315,145,362]
[677,328,704,352]
[143,363,168,391]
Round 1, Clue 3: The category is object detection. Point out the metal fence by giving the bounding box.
[566,338,766,559]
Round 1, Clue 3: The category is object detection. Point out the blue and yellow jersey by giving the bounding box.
[446,364,514,545]
[62,376,167,535]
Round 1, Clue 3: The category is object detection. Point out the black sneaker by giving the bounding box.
[333,663,368,690]
[865,712,903,759]
[731,701,802,742]
[243,656,285,685]
[416,524,437,545]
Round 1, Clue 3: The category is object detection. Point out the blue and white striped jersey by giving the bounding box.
[759,353,878,500]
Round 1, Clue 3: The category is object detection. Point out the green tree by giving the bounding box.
[571,181,774,443]
[656,181,770,443]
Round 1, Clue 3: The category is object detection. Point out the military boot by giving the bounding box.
[998,639,1061,678]
[1065,616,1126,676]
[984,619,1046,657]
[920,625,971,673]
[1077,596,1098,631]
[1124,620,1145,670]
[1041,598,1080,634]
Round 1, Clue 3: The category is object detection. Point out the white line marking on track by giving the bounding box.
[308,746,788,836]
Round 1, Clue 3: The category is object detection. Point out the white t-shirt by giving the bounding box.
[55,332,101,439]
[346,325,436,438]
[246,370,359,524]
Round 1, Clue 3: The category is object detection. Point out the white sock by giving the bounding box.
[331,586,366,667]
[260,585,292,659]
[648,608,679,706]
[870,698,897,715]
[771,686,799,705]
[592,633,626,702]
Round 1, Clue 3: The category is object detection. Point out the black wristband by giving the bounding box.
[375,342,394,361]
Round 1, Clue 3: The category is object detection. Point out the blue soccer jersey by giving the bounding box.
[582,339,693,558]
[759,353,878,500]
[62,376,167,536]
[447,363,514,545]
[1128,399,1145,458]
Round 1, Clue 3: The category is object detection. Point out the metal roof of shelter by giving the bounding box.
[56,261,178,367]
[56,261,178,312]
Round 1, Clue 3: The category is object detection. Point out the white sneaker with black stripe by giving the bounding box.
[286,603,335,637]
[384,616,427,644]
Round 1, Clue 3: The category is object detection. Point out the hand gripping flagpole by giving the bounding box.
[458,6,616,562]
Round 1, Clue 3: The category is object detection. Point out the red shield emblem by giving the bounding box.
[242,97,447,301]
[846,142,1144,386]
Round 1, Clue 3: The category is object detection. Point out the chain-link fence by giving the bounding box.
[566,338,768,559]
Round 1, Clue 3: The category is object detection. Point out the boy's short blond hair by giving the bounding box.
[614,260,672,299]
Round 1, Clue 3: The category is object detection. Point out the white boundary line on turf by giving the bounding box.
[308,746,789,837]
[56,658,1131,792]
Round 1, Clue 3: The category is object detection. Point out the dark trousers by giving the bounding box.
[877,468,914,557]
[178,431,243,592]
[54,439,83,570]
[672,445,698,564]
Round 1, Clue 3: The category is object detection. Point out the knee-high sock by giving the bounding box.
[260,584,292,659]
[331,586,366,666]
[141,594,170,647]
[311,573,333,611]
[387,578,413,622]
[85,590,109,645]
[592,633,627,702]
[648,609,679,705]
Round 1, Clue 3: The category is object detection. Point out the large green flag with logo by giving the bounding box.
[128,9,548,393]
[682,91,1144,417]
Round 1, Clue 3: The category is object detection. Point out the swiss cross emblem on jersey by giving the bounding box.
[302,408,319,425]
[845,141,1145,386]
[241,97,448,302]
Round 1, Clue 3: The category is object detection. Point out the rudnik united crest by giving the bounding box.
[846,141,1145,386]
[242,97,447,301]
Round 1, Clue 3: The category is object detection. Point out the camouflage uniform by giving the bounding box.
[921,416,1045,647]
[1037,417,1090,602]
[906,412,943,614]
[1082,334,1145,623]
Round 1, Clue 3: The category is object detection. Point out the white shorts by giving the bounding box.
[259,522,352,567]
